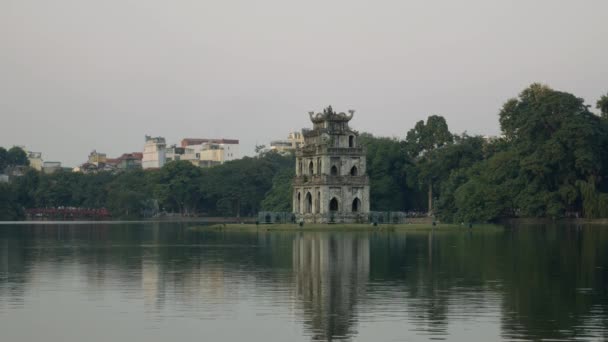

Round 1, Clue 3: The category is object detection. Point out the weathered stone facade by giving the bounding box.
[293,106,370,223]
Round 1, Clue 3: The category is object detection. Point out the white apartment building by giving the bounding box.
[42,161,62,174]
[181,138,239,164]
[27,151,43,171]
[142,136,166,169]
[144,137,238,170]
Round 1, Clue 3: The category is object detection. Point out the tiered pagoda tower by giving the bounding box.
[293,106,370,223]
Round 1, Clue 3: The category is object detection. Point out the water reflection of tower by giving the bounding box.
[293,233,370,341]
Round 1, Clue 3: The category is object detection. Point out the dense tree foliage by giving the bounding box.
[261,168,295,212]
[199,152,293,217]
[2,84,607,222]
[405,115,453,214]
[597,92,608,119]
[440,84,608,221]
[2,152,292,220]
[0,146,29,171]
[358,134,424,211]
[0,183,23,220]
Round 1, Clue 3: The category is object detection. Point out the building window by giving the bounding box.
[309,161,314,175]
[350,166,358,176]
[329,198,339,212]
[331,165,338,176]
[352,198,361,212]
[296,192,301,213]
[349,135,354,148]
[305,192,313,213]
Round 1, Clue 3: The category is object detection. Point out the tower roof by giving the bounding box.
[308,106,355,124]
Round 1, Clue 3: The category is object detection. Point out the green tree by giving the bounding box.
[405,115,454,214]
[6,146,29,166]
[154,161,204,215]
[499,83,608,218]
[359,133,416,210]
[0,183,24,220]
[255,144,266,155]
[106,169,154,217]
[261,168,294,212]
[12,168,40,208]
[597,92,608,118]
[433,134,487,221]
[0,147,7,171]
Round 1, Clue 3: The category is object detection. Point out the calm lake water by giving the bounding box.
[0,222,607,341]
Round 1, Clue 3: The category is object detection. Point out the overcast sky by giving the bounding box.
[1,0,607,166]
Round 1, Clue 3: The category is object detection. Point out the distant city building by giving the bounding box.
[1,165,28,182]
[165,146,186,162]
[198,143,236,164]
[180,138,239,148]
[144,137,238,169]
[73,163,98,174]
[270,131,304,154]
[42,161,62,174]
[482,134,504,143]
[181,138,240,164]
[75,151,142,173]
[142,136,166,169]
[88,150,107,166]
[27,151,43,171]
[166,145,205,166]
[106,152,143,171]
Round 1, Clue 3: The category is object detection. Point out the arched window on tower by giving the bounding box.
[309,161,314,175]
[350,166,358,176]
[305,192,312,214]
[352,198,361,212]
[331,165,338,176]
[296,192,301,213]
[329,197,339,212]
[349,135,355,148]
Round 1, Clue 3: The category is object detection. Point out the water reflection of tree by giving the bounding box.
[368,231,453,338]
[292,233,369,341]
[497,226,608,341]
[367,227,608,341]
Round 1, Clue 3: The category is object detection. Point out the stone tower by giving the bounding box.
[293,106,370,223]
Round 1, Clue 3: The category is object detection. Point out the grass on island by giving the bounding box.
[188,222,502,232]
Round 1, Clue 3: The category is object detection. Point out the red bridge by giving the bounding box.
[26,208,111,220]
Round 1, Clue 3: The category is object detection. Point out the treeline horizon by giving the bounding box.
[1,83,608,222]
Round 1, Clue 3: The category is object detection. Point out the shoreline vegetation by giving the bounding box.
[1,83,608,223]
[6,217,607,226]
[189,223,499,232]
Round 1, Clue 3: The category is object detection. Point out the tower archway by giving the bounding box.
[329,197,339,212]
[352,197,361,212]
[331,165,338,176]
[350,166,358,176]
[296,192,301,213]
[305,192,312,213]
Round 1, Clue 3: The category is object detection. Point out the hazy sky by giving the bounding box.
[1,0,607,166]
